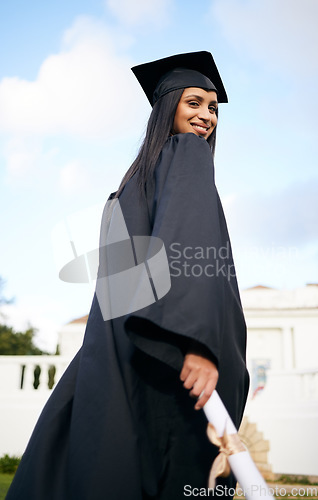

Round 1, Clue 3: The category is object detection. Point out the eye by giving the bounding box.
[187,100,200,107]
[209,105,217,114]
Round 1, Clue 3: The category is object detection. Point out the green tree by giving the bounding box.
[0,324,48,355]
[0,276,49,355]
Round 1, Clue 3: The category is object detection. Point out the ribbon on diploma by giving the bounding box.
[207,423,246,489]
[204,392,274,499]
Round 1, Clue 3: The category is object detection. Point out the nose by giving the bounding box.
[197,106,211,122]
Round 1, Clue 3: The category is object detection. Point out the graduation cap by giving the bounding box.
[131,51,228,106]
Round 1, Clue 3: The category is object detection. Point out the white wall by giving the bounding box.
[0,392,51,456]
[0,356,70,456]
[246,369,318,476]
[58,322,86,359]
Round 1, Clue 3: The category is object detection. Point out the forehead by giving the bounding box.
[181,87,218,101]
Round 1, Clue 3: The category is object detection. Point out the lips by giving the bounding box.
[191,123,210,135]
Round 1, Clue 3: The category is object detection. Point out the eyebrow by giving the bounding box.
[183,93,218,106]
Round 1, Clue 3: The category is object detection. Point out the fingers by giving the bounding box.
[180,353,218,410]
[180,363,190,383]
[182,371,198,391]
[194,379,215,410]
[190,376,208,399]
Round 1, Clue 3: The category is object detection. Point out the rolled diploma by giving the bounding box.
[204,391,274,500]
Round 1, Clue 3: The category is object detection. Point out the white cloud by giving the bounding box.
[4,137,42,177]
[0,16,147,139]
[226,178,318,248]
[3,135,61,185]
[106,0,171,27]
[223,179,318,289]
[59,160,92,194]
[211,0,318,76]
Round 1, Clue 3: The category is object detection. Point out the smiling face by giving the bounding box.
[171,87,218,140]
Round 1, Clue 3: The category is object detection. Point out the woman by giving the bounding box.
[6,51,249,500]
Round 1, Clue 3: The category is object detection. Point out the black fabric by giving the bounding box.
[6,133,249,500]
[133,350,237,499]
[153,68,217,104]
[131,51,228,105]
[125,134,248,426]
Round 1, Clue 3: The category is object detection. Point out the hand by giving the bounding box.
[180,353,219,410]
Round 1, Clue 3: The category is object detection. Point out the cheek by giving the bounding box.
[172,115,179,132]
[173,110,187,132]
[211,116,218,131]
[208,118,217,138]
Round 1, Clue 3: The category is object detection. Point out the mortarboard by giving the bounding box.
[131,51,228,106]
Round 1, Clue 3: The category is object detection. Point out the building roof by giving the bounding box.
[66,285,318,326]
[241,284,318,310]
[244,285,274,291]
[68,315,89,325]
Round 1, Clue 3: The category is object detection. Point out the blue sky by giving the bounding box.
[0,0,317,350]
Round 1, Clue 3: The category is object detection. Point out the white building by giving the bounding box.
[241,284,318,480]
[0,285,317,480]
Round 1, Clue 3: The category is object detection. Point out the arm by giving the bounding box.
[125,133,230,389]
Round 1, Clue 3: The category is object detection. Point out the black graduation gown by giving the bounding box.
[6,133,249,500]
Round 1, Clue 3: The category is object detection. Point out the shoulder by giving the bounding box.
[157,133,214,179]
[164,132,211,153]
[150,134,216,205]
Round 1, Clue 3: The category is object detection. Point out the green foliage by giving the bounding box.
[0,324,49,355]
[0,472,14,500]
[277,475,318,486]
[0,455,21,474]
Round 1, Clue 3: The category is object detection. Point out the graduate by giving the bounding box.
[6,51,249,500]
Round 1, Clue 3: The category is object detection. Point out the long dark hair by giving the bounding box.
[115,88,218,198]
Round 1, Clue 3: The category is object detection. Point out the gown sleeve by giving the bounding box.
[124,132,238,372]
